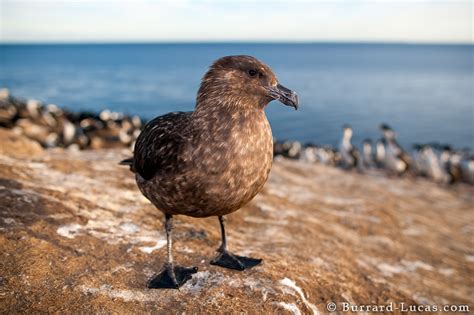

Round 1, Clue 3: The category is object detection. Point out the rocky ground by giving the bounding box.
[0,128,473,314]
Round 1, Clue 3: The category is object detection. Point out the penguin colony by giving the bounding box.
[293,123,473,185]
[0,88,141,150]
[0,88,472,185]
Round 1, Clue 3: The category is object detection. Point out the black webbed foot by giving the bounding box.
[210,250,262,270]
[147,265,198,289]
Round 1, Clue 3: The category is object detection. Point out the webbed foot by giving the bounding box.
[147,265,198,289]
[210,250,262,270]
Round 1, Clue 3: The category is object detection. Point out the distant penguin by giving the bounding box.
[118,119,135,146]
[301,144,317,163]
[446,149,463,184]
[379,124,410,175]
[131,115,142,129]
[61,119,77,146]
[339,124,358,169]
[460,155,474,184]
[422,145,451,183]
[26,99,41,120]
[40,104,60,128]
[375,139,386,168]
[288,141,302,159]
[439,146,462,184]
[317,146,334,165]
[276,140,302,159]
[361,139,375,168]
[99,109,112,122]
[412,144,428,176]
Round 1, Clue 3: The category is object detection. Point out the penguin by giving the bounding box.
[412,144,428,176]
[361,139,375,168]
[440,146,462,184]
[379,124,410,175]
[287,141,302,159]
[301,143,318,163]
[460,154,474,184]
[422,145,451,183]
[338,124,358,169]
[375,139,386,168]
[131,115,142,129]
[60,118,77,146]
[316,145,333,165]
[276,140,302,159]
[118,118,140,146]
[26,99,41,120]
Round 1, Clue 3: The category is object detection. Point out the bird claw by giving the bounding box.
[210,250,262,270]
[147,265,198,289]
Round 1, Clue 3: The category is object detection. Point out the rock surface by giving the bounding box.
[0,129,472,314]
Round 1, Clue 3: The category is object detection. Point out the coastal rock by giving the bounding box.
[0,92,143,150]
[0,129,472,313]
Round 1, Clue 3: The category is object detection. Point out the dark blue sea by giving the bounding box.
[1,43,473,149]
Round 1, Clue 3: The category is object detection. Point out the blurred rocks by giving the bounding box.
[0,129,472,313]
[0,89,143,150]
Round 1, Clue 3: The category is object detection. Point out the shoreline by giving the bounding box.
[0,88,472,186]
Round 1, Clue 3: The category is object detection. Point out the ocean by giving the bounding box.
[0,43,472,150]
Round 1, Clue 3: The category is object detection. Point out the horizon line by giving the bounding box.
[1,40,473,46]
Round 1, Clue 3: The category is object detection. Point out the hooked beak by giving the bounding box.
[268,83,299,110]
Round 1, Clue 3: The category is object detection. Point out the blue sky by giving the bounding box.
[1,0,472,43]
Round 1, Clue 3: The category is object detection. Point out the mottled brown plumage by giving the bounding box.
[123,55,298,289]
